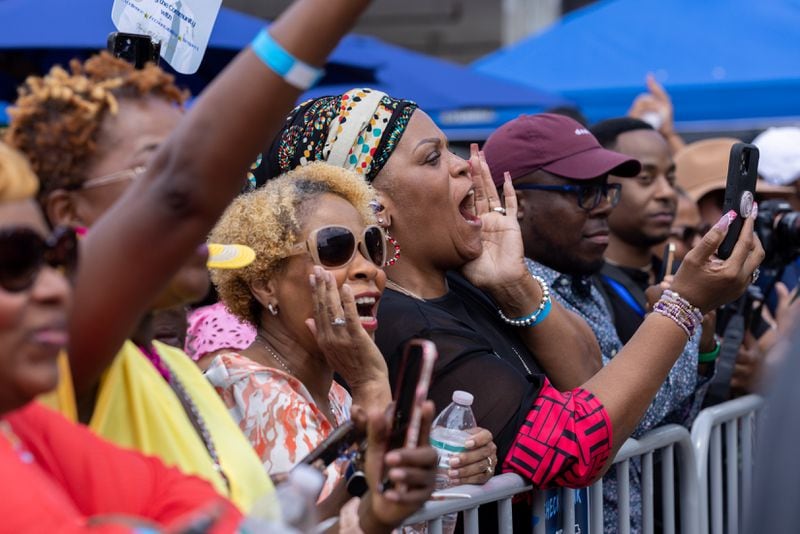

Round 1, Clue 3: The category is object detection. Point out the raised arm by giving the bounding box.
[583,209,763,459]
[462,150,602,390]
[69,0,371,397]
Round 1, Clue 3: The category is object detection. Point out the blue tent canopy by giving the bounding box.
[474,0,800,129]
[0,0,568,138]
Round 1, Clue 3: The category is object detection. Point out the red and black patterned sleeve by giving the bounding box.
[502,379,612,489]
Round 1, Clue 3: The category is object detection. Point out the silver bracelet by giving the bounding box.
[497,274,552,327]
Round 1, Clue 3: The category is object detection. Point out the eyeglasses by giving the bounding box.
[514,182,622,211]
[0,226,78,292]
[76,166,147,190]
[289,225,387,269]
[670,224,711,245]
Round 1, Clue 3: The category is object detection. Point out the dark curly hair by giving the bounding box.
[4,52,188,202]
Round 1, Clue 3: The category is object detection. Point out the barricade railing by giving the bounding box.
[402,473,532,534]
[402,424,698,533]
[534,424,699,534]
[691,394,764,534]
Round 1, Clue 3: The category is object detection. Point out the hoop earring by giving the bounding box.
[384,232,401,267]
[268,303,278,316]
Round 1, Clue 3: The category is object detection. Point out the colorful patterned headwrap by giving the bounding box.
[261,88,417,186]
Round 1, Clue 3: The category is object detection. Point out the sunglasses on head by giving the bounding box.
[289,225,387,269]
[0,226,79,292]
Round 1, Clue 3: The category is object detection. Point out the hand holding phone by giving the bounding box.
[381,339,437,491]
[717,143,759,259]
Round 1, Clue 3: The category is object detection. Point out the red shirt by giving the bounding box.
[503,380,613,489]
[0,402,242,533]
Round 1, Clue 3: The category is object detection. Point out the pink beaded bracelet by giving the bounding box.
[652,289,702,338]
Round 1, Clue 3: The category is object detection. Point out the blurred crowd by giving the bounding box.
[0,1,797,533]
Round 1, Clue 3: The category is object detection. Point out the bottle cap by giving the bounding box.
[452,390,474,406]
[289,464,324,497]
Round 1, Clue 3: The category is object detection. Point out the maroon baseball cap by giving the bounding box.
[483,113,641,186]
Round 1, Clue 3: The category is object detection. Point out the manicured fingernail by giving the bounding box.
[751,202,759,219]
[465,439,475,448]
[714,210,737,231]
[449,457,461,466]
[448,469,459,478]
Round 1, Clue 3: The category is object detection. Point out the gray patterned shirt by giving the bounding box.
[525,258,710,534]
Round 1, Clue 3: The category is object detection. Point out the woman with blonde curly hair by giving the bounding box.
[207,162,400,503]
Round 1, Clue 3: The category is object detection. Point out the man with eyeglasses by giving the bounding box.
[483,113,709,534]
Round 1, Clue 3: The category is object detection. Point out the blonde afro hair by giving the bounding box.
[210,162,377,326]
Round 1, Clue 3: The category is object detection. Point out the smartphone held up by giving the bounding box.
[717,143,759,259]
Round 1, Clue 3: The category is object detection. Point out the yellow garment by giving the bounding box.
[42,341,276,517]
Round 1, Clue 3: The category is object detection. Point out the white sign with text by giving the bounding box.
[111,0,222,74]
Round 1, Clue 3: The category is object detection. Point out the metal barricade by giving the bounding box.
[402,473,532,534]
[691,394,764,534]
[402,425,699,533]
[533,424,699,534]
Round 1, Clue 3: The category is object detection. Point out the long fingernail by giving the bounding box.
[714,210,737,231]
[751,201,759,219]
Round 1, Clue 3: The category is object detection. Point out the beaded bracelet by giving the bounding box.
[698,335,722,363]
[251,28,324,90]
[497,274,552,327]
[652,289,703,338]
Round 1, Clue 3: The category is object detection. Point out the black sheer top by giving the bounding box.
[375,272,544,461]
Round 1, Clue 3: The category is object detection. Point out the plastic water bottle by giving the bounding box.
[429,390,477,534]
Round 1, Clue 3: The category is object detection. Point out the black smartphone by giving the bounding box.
[717,143,759,259]
[107,32,161,69]
[297,420,363,470]
[380,339,437,492]
[387,339,437,450]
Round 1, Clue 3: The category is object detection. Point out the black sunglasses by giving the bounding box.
[0,226,79,292]
[289,225,387,269]
[514,182,622,211]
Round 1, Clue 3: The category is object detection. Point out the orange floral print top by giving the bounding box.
[205,352,351,500]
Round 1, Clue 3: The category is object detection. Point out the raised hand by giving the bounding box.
[306,266,390,404]
[460,144,528,292]
[671,208,764,314]
[356,402,438,532]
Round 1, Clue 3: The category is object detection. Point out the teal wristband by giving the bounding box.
[251,29,324,90]
[698,336,722,363]
[497,274,552,328]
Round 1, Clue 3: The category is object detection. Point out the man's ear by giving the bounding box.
[44,189,81,228]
